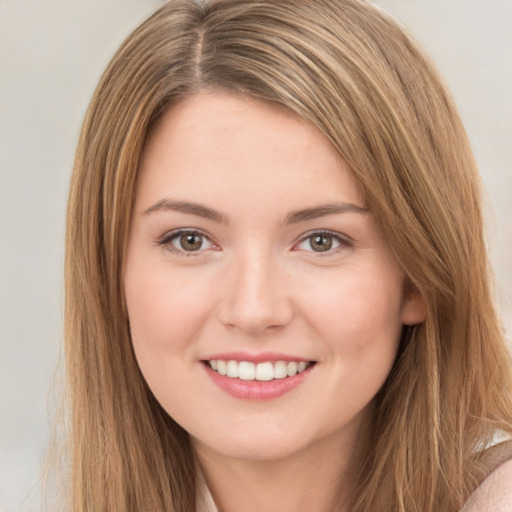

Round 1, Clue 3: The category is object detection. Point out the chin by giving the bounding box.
[194,418,350,465]
[191,425,315,462]
[204,442,309,463]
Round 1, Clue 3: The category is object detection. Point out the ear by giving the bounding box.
[400,287,427,325]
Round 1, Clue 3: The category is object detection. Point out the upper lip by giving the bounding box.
[202,351,315,364]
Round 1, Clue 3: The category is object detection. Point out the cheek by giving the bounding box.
[275,267,405,442]
[124,261,213,358]
[302,268,404,341]
[123,261,217,418]
[296,265,404,408]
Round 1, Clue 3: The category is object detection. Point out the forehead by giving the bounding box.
[137,91,365,214]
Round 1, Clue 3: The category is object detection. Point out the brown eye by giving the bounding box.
[309,235,333,252]
[179,233,204,251]
[163,230,214,254]
[295,231,348,255]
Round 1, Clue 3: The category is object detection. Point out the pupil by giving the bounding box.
[181,233,202,251]
[311,235,332,252]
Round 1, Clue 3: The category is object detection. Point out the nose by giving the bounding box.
[217,249,293,336]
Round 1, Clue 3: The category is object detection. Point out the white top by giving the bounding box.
[195,458,512,512]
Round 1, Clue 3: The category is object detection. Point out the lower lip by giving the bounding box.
[203,363,315,400]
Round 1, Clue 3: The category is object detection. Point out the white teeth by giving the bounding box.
[226,360,239,378]
[238,361,255,380]
[287,362,298,377]
[207,359,313,381]
[274,361,288,379]
[217,360,227,376]
[255,362,274,381]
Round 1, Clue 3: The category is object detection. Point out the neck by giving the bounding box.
[194,423,369,512]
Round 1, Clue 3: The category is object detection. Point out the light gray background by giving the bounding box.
[1,1,510,511]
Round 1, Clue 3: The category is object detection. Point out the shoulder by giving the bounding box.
[462,456,512,511]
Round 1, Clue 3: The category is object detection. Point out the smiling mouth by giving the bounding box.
[204,360,316,381]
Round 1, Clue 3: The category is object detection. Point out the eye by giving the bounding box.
[158,229,215,254]
[295,231,351,254]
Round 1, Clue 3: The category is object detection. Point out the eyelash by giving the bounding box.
[156,229,217,257]
[156,229,353,257]
[293,230,353,257]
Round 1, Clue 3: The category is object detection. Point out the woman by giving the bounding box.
[60,0,512,510]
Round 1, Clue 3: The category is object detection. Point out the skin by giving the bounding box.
[124,91,426,512]
[463,458,512,511]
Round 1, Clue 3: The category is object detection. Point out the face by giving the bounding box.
[125,92,425,462]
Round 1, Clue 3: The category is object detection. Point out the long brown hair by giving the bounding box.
[59,1,512,510]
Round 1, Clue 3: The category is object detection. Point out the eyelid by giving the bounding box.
[156,228,219,256]
[293,229,354,255]
[155,228,353,257]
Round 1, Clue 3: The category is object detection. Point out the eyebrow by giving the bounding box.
[143,199,368,224]
[143,199,228,223]
[284,203,368,224]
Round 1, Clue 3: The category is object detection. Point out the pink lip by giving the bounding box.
[202,361,316,401]
[203,351,312,364]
